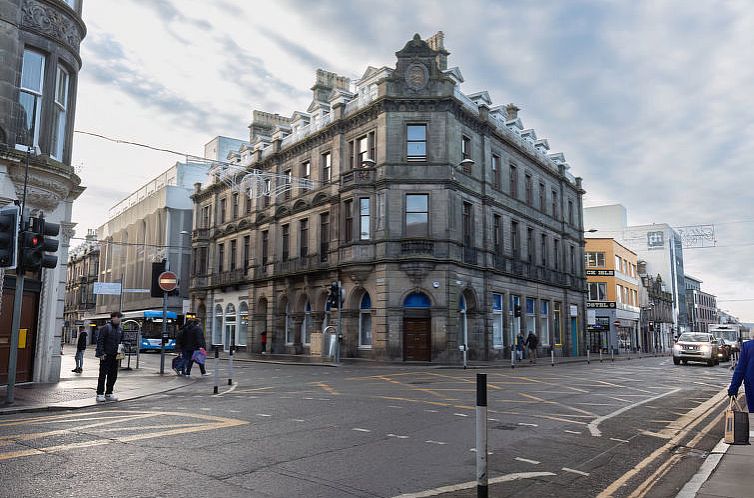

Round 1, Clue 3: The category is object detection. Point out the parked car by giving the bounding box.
[673,332,719,366]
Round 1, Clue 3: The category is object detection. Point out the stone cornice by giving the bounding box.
[2,152,83,212]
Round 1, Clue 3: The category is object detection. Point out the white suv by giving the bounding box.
[673,333,719,366]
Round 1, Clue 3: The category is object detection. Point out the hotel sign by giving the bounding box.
[586,269,614,276]
[587,301,617,309]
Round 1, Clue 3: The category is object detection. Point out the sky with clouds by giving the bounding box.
[71,0,754,321]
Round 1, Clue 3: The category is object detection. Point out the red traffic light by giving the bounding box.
[30,235,40,247]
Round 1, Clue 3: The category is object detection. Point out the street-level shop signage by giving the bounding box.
[587,301,617,309]
[586,269,615,276]
[93,282,122,295]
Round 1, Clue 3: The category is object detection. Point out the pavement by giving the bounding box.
[674,412,754,498]
[0,345,197,415]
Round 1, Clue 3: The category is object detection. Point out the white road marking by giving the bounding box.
[352,428,371,432]
[256,413,272,417]
[387,433,409,439]
[388,405,403,409]
[424,409,439,413]
[587,388,681,437]
[212,382,238,397]
[199,408,211,411]
[469,449,494,454]
[515,457,540,465]
[609,437,630,443]
[518,423,538,427]
[564,430,582,434]
[392,472,557,497]
[292,419,305,422]
[425,440,447,445]
[562,467,590,477]
[487,418,499,422]
[640,430,672,439]
[303,397,314,400]
[453,413,469,417]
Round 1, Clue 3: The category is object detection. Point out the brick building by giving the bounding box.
[190,33,587,363]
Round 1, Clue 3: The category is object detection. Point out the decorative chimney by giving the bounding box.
[506,103,520,120]
[426,31,450,70]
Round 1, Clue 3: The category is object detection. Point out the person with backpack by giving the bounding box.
[182,319,208,377]
[525,331,539,364]
[95,311,124,401]
[72,328,88,373]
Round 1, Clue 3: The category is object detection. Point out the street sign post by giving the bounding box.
[158,271,178,374]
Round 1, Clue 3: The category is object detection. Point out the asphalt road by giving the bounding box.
[0,355,735,498]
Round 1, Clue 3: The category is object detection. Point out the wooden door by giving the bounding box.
[403,317,431,362]
[0,286,39,384]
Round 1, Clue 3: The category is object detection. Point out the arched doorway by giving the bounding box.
[403,292,431,362]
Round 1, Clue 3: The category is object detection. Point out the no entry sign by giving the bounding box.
[158,271,178,292]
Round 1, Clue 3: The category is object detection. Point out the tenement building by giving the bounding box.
[63,229,98,345]
[190,33,587,363]
[0,0,86,383]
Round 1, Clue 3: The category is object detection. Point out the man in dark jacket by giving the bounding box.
[728,340,754,411]
[525,331,539,364]
[72,328,88,373]
[182,319,208,377]
[95,311,123,402]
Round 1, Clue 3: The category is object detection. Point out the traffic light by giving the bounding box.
[327,281,341,309]
[150,260,166,297]
[21,228,43,270]
[0,205,20,269]
[514,305,522,318]
[39,217,60,269]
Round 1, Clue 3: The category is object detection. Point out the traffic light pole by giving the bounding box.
[159,290,167,375]
[5,272,24,404]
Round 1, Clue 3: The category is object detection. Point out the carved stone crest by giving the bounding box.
[405,63,429,91]
[21,0,83,53]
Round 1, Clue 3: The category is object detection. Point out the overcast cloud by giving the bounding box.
[71,0,754,320]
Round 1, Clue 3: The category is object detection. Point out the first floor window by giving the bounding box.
[51,65,69,160]
[540,301,550,346]
[18,49,45,149]
[360,198,370,240]
[359,293,372,347]
[492,293,503,348]
[588,282,607,301]
[406,194,429,237]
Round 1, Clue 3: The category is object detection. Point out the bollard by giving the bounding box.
[600,350,603,363]
[511,348,515,369]
[213,345,219,395]
[476,373,488,498]
[611,349,614,362]
[551,350,555,367]
[587,349,590,364]
[228,345,234,386]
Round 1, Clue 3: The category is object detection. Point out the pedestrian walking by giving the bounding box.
[728,339,754,411]
[261,330,268,354]
[72,328,88,373]
[182,319,208,377]
[516,331,525,362]
[525,331,539,364]
[95,312,124,402]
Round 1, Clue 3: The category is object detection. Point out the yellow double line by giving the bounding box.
[597,389,729,498]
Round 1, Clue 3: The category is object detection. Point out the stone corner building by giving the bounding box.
[190,32,587,363]
[0,0,86,383]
